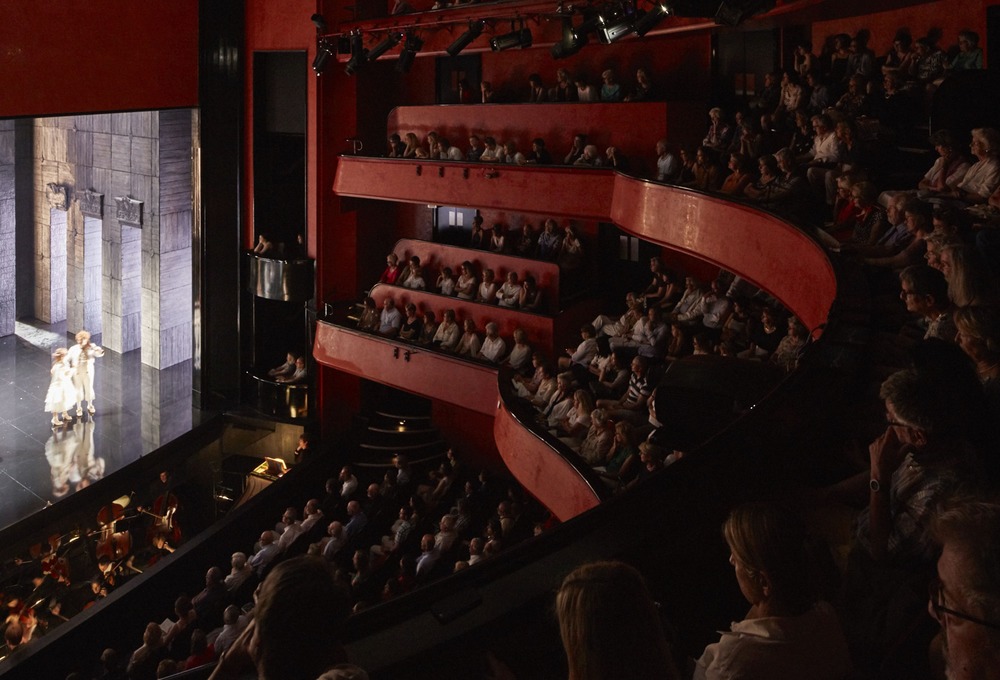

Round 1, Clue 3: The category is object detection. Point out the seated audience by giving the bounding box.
[456,319,482,357]
[693,502,852,680]
[378,297,403,338]
[478,322,506,363]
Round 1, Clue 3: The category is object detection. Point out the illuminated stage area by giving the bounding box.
[0,322,203,532]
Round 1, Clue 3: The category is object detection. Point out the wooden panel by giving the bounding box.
[313,320,499,416]
[336,162,838,335]
[608,178,837,335]
[334,157,615,220]
[0,2,197,118]
[493,397,603,521]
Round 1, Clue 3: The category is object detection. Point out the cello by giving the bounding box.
[95,502,132,561]
[142,491,182,545]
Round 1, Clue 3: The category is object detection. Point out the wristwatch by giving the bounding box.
[869,478,882,493]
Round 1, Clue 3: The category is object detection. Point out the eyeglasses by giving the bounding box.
[929,578,1000,630]
[899,289,919,299]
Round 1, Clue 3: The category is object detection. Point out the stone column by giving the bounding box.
[39,183,70,324]
[103,195,143,353]
[68,190,104,336]
[0,121,13,336]
[142,110,193,369]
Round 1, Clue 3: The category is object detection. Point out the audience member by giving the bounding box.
[557,561,679,680]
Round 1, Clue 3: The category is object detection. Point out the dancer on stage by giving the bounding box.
[44,349,75,427]
[67,330,104,417]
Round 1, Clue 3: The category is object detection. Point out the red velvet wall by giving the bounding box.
[811,0,991,59]
[0,2,198,118]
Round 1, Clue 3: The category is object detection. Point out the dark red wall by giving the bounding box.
[812,0,992,59]
[0,2,198,118]
[481,32,712,104]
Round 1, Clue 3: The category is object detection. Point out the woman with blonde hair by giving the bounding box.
[402,132,419,158]
[44,348,75,427]
[693,502,851,680]
[557,560,678,680]
[939,242,997,307]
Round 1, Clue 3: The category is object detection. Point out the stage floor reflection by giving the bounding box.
[0,322,208,532]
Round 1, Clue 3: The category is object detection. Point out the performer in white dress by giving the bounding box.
[44,348,75,427]
[67,329,104,416]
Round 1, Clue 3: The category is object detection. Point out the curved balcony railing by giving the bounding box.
[333,157,837,335]
[331,157,839,521]
[314,319,501,416]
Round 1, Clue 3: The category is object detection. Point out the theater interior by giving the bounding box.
[1,0,998,677]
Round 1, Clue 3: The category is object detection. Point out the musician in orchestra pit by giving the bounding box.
[3,620,23,655]
[293,432,313,463]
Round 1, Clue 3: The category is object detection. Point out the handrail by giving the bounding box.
[313,318,501,416]
[494,367,609,520]
[333,157,838,335]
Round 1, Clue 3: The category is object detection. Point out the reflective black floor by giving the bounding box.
[0,321,205,531]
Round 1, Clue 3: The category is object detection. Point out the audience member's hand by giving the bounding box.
[868,425,908,479]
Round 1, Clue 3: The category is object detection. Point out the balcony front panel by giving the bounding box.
[334,157,615,221]
[314,320,498,416]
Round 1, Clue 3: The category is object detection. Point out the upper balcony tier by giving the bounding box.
[334,156,837,335]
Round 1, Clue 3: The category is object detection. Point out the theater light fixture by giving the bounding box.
[447,20,485,57]
[633,2,671,37]
[367,31,403,61]
[396,32,423,73]
[490,24,532,51]
[597,4,636,44]
[344,31,367,76]
[599,16,634,43]
[312,38,333,75]
[551,17,588,59]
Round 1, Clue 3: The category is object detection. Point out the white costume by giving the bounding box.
[44,357,76,418]
[68,338,105,414]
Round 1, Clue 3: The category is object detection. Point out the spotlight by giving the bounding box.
[446,20,485,57]
[367,31,403,61]
[490,27,533,51]
[312,38,333,75]
[344,32,367,76]
[572,12,604,41]
[396,32,423,73]
[551,17,587,59]
[633,3,671,37]
[597,5,636,44]
[599,16,634,43]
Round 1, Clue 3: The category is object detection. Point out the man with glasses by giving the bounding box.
[824,368,979,669]
[928,493,1000,679]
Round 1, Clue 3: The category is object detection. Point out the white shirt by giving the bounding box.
[479,336,506,363]
[693,601,852,680]
[810,131,842,165]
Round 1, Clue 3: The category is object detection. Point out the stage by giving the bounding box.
[0,321,208,533]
